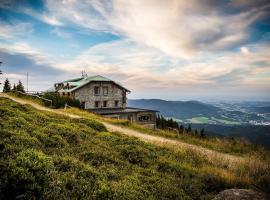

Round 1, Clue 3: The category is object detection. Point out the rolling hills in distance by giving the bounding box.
[128,99,270,149]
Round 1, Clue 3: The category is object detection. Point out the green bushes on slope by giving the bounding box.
[43,92,81,108]
[0,97,269,199]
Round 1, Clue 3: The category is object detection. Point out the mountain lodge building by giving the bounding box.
[48,75,157,128]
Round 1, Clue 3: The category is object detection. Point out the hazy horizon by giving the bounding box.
[0,0,269,101]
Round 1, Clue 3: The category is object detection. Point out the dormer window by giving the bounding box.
[95,101,100,108]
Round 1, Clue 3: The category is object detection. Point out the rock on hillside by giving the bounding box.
[213,189,267,200]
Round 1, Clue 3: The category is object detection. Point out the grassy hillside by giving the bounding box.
[1,97,270,199]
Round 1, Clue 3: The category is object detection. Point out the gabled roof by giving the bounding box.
[51,75,130,93]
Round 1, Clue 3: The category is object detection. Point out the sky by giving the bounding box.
[0,0,270,101]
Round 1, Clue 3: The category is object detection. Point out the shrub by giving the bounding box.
[43,92,81,108]
[0,150,59,199]
[120,145,157,167]
[34,131,68,148]
[256,174,270,193]
[71,118,107,132]
[1,97,269,199]
[157,159,196,178]
[80,150,120,167]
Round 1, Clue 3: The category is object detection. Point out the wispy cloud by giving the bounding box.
[51,28,72,39]
[40,0,270,59]
[0,21,33,39]
[0,0,269,99]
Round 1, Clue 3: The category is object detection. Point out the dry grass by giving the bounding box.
[2,93,270,194]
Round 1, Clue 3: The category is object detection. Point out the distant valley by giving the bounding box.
[128,99,270,149]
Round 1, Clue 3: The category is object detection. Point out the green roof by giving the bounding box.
[51,75,130,93]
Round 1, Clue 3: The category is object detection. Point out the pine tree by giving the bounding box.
[179,124,184,134]
[187,124,192,133]
[16,80,25,93]
[3,78,11,93]
[200,128,205,138]
[12,84,16,91]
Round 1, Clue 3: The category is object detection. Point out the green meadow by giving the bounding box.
[0,97,269,199]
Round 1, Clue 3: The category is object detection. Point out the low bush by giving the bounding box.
[120,145,157,167]
[43,92,81,108]
[71,118,107,132]
[1,97,269,199]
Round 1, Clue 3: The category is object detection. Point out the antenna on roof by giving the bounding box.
[81,70,88,78]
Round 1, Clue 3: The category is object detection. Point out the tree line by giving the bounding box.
[2,78,25,93]
[156,115,205,137]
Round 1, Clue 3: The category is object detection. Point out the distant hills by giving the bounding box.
[128,99,270,149]
[128,99,220,119]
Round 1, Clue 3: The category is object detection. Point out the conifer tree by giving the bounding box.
[16,80,25,93]
[3,78,11,93]
[12,83,16,91]
[179,124,184,134]
[187,124,192,133]
[200,128,205,138]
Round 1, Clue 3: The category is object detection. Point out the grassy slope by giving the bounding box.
[8,92,266,156]
[61,107,267,156]
[1,97,270,199]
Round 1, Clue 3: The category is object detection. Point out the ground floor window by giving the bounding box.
[103,101,107,107]
[95,101,100,108]
[114,100,119,107]
[138,115,151,122]
[81,102,85,109]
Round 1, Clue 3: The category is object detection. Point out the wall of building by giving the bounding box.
[74,82,126,109]
[101,111,156,129]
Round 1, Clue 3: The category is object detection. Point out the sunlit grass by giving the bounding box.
[1,97,270,199]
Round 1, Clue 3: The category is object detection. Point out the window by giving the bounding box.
[103,87,108,96]
[138,115,151,122]
[103,101,107,108]
[95,101,100,108]
[114,100,119,107]
[81,102,86,109]
[94,86,100,96]
[67,92,70,96]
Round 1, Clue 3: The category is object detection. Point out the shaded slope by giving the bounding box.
[1,97,269,199]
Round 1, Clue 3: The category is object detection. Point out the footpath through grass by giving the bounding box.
[62,106,266,157]
[1,97,269,199]
[8,92,266,156]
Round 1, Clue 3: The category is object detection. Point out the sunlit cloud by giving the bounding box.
[0,0,269,99]
[0,21,33,39]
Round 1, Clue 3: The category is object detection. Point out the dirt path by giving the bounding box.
[1,93,245,166]
[1,93,80,119]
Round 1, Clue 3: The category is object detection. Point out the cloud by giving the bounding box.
[240,46,250,54]
[54,38,269,96]
[0,21,33,39]
[0,42,57,66]
[38,0,270,59]
[0,43,67,91]
[22,8,63,26]
[0,0,269,99]
[51,28,72,39]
